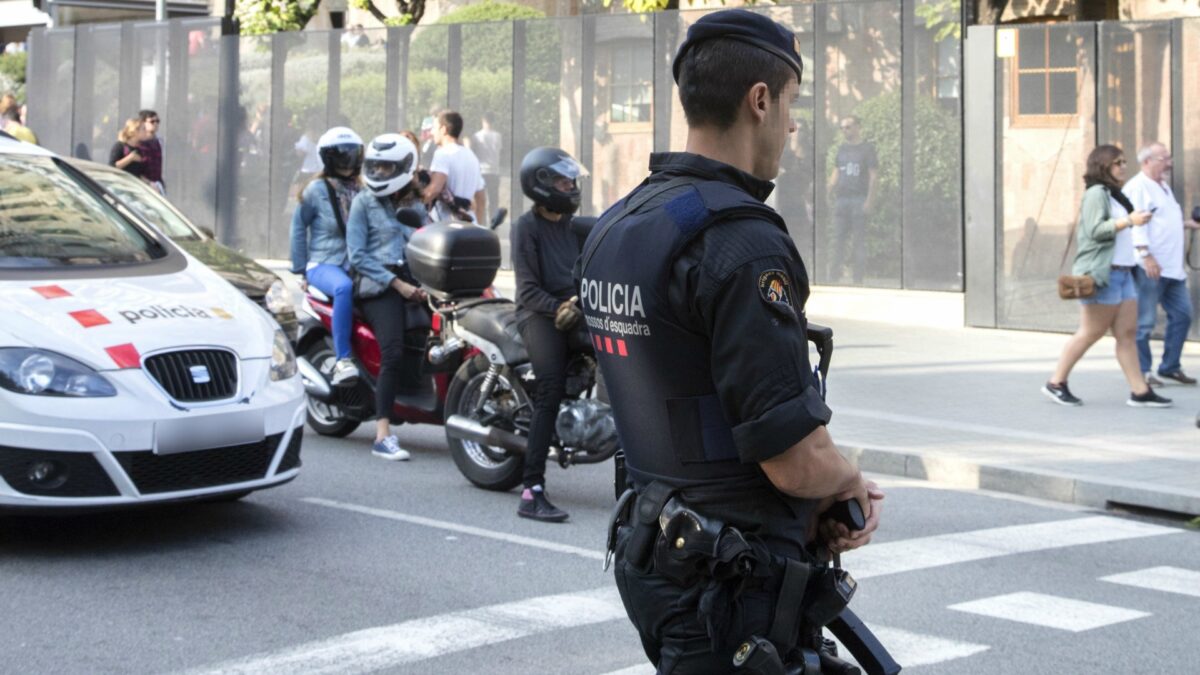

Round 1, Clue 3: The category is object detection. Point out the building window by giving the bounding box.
[937,40,960,99]
[1013,25,1079,125]
[608,44,652,124]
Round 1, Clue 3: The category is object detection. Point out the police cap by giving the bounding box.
[672,9,803,84]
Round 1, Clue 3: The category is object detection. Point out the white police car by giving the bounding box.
[0,136,305,509]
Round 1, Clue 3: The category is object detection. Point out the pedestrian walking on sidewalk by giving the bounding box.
[1124,142,1199,387]
[1044,145,1170,408]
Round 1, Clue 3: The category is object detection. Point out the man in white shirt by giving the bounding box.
[424,110,487,224]
[1124,142,1200,385]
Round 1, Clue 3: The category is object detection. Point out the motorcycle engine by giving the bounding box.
[555,399,619,455]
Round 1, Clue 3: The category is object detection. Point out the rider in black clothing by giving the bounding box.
[510,147,590,522]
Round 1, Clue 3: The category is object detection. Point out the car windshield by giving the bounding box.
[85,169,200,241]
[0,155,167,268]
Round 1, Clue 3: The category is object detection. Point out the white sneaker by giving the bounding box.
[331,358,360,386]
[1144,372,1164,388]
[372,435,411,461]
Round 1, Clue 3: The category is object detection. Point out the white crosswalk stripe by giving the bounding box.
[846,515,1177,579]
[948,592,1151,632]
[271,500,1187,674]
[836,627,989,669]
[1099,566,1200,599]
[177,587,626,675]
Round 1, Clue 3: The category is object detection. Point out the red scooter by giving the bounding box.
[294,210,506,437]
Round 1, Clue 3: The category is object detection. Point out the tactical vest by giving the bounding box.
[580,177,788,489]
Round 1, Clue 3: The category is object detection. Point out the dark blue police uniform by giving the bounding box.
[581,150,833,672]
[577,10,838,673]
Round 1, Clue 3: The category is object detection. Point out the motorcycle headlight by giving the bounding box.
[269,329,297,381]
[0,348,117,397]
[265,279,294,315]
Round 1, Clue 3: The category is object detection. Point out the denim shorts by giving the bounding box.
[1081,267,1138,305]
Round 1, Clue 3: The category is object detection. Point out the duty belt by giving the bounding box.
[606,483,898,674]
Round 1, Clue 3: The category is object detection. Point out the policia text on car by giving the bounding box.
[578,10,893,675]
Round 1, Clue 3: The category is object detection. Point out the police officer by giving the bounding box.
[579,10,884,673]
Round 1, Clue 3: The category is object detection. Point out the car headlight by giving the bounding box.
[0,348,117,397]
[265,279,293,315]
[269,329,297,381]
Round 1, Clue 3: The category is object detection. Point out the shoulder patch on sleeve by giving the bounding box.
[757,269,795,309]
[664,187,710,235]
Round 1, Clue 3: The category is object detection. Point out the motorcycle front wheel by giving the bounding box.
[445,355,527,491]
[303,337,362,438]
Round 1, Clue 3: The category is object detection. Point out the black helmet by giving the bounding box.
[317,126,364,177]
[520,147,587,216]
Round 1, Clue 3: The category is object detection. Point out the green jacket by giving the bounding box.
[1071,184,1122,287]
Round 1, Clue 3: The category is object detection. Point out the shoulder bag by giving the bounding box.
[1056,209,1095,300]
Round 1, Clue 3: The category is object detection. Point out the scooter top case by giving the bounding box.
[407,220,501,300]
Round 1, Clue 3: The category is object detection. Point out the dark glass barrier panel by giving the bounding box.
[997,24,1097,333]
[814,1,902,288]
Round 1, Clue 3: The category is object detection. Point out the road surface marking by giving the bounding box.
[302,497,605,561]
[847,515,1178,579]
[180,587,627,675]
[948,592,1150,632]
[1100,566,1200,599]
[606,626,989,675]
[307,501,1178,579]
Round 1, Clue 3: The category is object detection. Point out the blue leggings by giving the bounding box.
[307,264,354,359]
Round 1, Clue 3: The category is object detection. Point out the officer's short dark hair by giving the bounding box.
[678,38,795,130]
[438,111,464,139]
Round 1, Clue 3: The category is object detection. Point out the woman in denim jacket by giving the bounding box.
[1043,145,1167,408]
[347,134,431,460]
[290,126,364,386]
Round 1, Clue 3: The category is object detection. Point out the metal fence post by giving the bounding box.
[652,11,677,155]
[510,19,527,214]
[579,15,596,214]
[963,25,998,328]
[448,23,462,112]
[328,30,342,124]
[900,0,915,286]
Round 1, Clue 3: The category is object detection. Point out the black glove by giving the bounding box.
[554,297,581,331]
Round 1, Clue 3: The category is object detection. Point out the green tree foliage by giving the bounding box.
[235,0,323,36]
[0,52,26,103]
[350,0,428,26]
[914,0,962,42]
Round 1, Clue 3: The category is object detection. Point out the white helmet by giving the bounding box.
[363,133,418,198]
[317,126,364,177]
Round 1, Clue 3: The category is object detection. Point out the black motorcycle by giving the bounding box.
[407,216,620,491]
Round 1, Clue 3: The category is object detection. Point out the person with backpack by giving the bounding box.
[290,126,365,386]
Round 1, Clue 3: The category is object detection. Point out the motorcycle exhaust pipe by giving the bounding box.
[445,415,527,455]
[296,357,332,402]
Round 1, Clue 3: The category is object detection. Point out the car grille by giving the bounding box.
[114,431,287,495]
[276,430,303,473]
[0,446,120,497]
[144,349,238,402]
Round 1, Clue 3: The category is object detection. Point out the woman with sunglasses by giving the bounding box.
[1043,145,1167,408]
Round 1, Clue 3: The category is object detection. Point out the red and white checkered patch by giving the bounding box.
[69,309,111,328]
[104,343,141,369]
[32,285,71,299]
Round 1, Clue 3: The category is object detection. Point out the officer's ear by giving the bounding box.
[745,82,771,126]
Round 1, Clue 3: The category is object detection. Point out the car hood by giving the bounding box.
[0,259,275,371]
[175,239,276,297]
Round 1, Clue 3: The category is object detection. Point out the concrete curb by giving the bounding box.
[841,444,1200,517]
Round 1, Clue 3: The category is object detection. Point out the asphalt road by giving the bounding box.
[2,423,1197,675]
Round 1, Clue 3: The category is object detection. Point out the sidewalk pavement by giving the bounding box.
[269,262,1200,517]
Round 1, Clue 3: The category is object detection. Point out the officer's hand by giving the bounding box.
[820,480,884,554]
[554,296,582,331]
